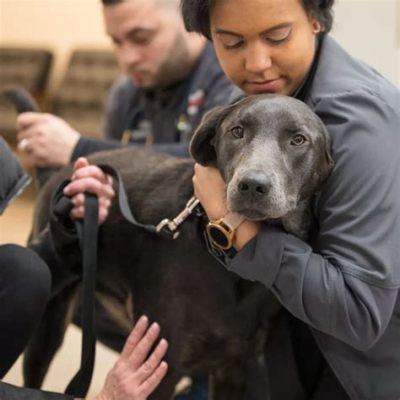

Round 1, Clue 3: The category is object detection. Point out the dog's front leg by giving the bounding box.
[23,283,78,388]
[148,368,182,400]
[210,363,247,400]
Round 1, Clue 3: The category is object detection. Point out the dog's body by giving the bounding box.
[25,94,333,399]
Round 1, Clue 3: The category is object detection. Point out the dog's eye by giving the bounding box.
[230,126,244,138]
[290,134,307,146]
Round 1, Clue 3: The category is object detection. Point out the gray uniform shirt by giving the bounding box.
[72,42,234,158]
[227,36,400,399]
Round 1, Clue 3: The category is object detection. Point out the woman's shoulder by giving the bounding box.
[309,36,399,113]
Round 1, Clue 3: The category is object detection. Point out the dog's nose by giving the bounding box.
[238,172,270,197]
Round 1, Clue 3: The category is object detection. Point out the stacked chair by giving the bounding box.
[0,47,53,142]
[0,47,119,143]
[50,49,119,138]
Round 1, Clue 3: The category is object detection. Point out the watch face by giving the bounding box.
[207,225,231,249]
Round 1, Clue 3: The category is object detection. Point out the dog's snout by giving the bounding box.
[238,172,271,198]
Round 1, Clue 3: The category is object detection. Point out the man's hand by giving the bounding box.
[63,158,114,225]
[94,315,168,400]
[16,112,80,167]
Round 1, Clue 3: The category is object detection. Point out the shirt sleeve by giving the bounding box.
[69,76,135,160]
[71,137,125,160]
[228,90,400,351]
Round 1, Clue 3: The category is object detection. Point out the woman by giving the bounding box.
[181,0,400,399]
[0,139,168,400]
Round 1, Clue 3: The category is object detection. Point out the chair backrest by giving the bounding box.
[0,47,53,141]
[50,49,120,138]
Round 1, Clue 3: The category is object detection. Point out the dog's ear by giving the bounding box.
[190,106,227,166]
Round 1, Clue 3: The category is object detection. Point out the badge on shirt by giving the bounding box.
[187,89,205,116]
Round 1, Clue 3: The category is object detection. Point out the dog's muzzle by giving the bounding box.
[237,170,271,199]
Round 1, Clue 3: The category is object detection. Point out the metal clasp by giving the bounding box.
[156,196,200,240]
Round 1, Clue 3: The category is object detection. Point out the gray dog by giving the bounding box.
[25,94,333,400]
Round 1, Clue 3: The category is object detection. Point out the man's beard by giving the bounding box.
[128,32,193,90]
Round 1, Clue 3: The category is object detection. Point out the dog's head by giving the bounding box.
[190,94,334,221]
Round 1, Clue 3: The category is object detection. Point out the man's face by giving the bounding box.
[210,0,320,96]
[103,0,190,89]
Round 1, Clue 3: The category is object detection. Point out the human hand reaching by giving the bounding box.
[63,158,114,225]
[94,315,168,400]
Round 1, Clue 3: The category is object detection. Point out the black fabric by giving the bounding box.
[0,382,73,400]
[0,244,51,378]
[288,316,326,397]
[264,313,351,400]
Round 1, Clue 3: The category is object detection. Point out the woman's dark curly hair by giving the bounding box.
[181,0,335,39]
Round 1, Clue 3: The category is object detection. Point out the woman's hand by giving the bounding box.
[192,163,228,221]
[63,157,115,225]
[94,316,168,400]
[193,163,260,250]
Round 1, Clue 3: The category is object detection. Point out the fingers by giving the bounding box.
[134,338,168,384]
[16,111,43,130]
[63,159,115,224]
[129,322,161,369]
[122,316,169,395]
[121,315,150,360]
[101,316,168,400]
[73,157,90,171]
[138,360,168,398]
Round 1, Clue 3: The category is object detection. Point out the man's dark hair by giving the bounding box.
[101,0,124,5]
[181,0,335,40]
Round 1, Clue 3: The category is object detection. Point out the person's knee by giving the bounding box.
[0,244,51,315]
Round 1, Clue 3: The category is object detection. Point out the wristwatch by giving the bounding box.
[206,212,246,250]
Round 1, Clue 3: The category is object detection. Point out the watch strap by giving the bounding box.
[221,211,246,231]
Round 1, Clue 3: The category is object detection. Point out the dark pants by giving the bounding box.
[0,244,51,378]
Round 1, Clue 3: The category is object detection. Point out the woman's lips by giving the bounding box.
[244,79,282,94]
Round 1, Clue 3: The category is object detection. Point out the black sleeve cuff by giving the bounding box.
[72,136,125,160]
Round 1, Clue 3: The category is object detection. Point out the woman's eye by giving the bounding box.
[265,27,292,45]
[290,134,307,146]
[230,126,244,138]
[222,41,244,50]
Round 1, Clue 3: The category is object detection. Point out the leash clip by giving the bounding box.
[156,196,200,240]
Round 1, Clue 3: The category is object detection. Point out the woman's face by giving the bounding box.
[210,0,320,96]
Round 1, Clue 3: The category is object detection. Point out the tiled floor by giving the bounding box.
[1,178,119,398]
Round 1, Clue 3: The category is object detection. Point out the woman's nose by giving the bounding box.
[244,42,272,74]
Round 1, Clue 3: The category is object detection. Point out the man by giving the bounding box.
[16,0,234,164]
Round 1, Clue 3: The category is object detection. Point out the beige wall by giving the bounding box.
[0,0,112,92]
[332,0,399,86]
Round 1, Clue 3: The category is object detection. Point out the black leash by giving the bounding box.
[64,193,98,397]
[52,191,99,398]
[97,164,200,240]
